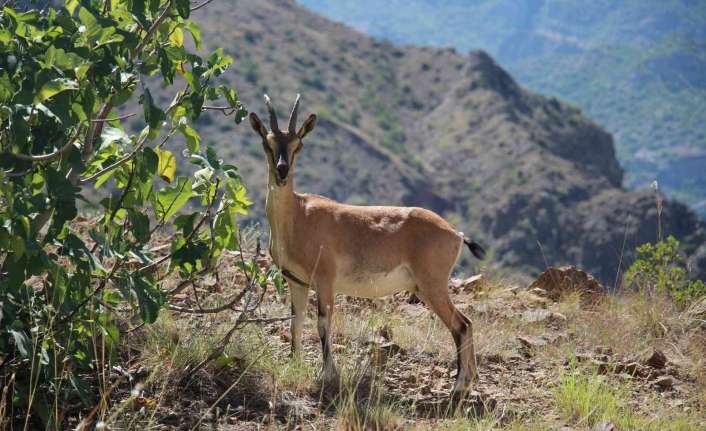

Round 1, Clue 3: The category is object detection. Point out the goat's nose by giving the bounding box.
[276,160,289,179]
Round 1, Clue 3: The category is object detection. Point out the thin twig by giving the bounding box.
[167,287,248,314]
[59,257,126,324]
[90,112,137,122]
[242,315,294,324]
[137,178,219,274]
[190,0,216,12]
[134,3,173,58]
[9,125,83,162]
[202,105,234,115]
[79,147,141,184]
[3,168,32,177]
[84,100,114,157]
[107,159,136,224]
[189,348,268,431]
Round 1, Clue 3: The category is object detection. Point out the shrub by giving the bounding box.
[0,1,250,427]
[625,236,706,307]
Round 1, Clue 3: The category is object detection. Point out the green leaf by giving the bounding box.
[10,235,26,257]
[34,78,79,104]
[224,177,252,215]
[179,123,200,152]
[10,329,30,358]
[142,88,165,129]
[185,21,201,50]
[175,0,191,19]
[65,0,79,15]
[174,213,198,236]
[99,127,131,149]
[128,210,150,243]
[78,7,102,44]
[134,277,164,323]
[154,177,193,221]
[156,148,177,183]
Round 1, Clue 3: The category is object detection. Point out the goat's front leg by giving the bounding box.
[316,287,339,385]
[288,280,308,357]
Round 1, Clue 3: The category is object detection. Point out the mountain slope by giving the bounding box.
[168,0,706,282]
[299,0,706,217]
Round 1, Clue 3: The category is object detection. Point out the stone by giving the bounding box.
[378,325,393,341]
[653,375,677,389]
[594,421,618,431]
[517,334,559,348]
[527,266,606,305]
[521,309,553,323]
[644,350,667,369]
[619,362,643,376]
[594,346,614,356]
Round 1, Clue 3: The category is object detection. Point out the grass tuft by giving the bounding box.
[554,372,698,431]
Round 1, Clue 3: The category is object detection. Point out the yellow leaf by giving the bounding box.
[169,27,184,47]
[156,149,176,183]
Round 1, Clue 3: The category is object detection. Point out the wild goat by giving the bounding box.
[249,94,486,397]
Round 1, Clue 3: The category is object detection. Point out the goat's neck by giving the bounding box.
[265,172,297,264]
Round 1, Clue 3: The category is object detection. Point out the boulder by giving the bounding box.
[527,266,606,305]
[643,350,667,369]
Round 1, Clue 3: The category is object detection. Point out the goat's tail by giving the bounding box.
[463,236,486,260]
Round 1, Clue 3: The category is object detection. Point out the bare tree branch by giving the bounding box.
[134,2,173,58]
[90,112,137,122]
[190,0,217,12]
[202,105,235,115]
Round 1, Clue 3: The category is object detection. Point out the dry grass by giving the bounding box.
[96,273,706,430]
[554,371,700,431]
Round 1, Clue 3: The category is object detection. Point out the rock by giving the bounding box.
[276,391,316,420]
[653,375,677,389]
[431,366,448,378]
[517,334,560,348]
[594,421,618,431]
[450,274,485,293]
[573,352,593,363]
[378,325,393,341]
[591,359,610,374]
[594,346,613,356]
[618,362,643,376]
[471,303,491,314]
[483,353,504,364]
[644,350,667,369]
[380,341,404,355]
[527,266,606,305]
[521,309,553,323]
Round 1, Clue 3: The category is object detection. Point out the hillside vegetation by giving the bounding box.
[153,0,706,282]
[300,0,706,216]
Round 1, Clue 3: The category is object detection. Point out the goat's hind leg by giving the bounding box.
[416,282,478,396]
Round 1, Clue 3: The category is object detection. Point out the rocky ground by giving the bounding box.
[99,253,706,430]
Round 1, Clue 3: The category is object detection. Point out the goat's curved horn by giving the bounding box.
[288,93,301,134]
[263,94,279,133]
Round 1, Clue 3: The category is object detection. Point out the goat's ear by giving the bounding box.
[249,112,268,139]
[297,113,317,140]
